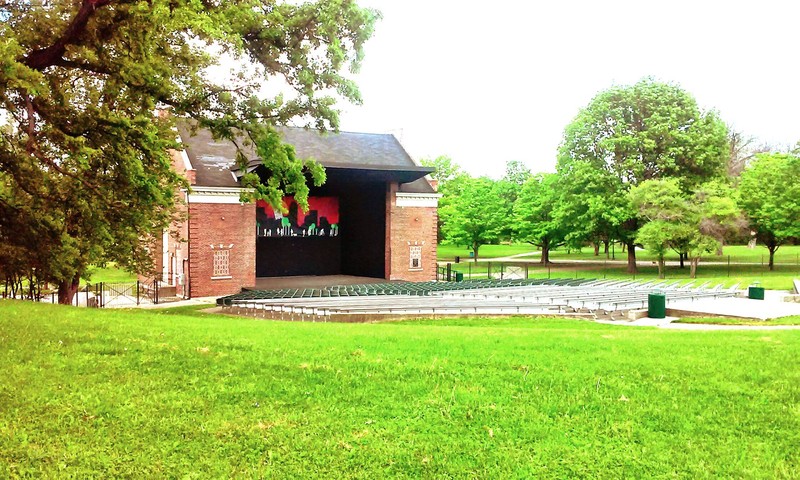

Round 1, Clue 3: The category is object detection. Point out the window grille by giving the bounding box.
[409,245,422,270]
[213,249,230,277]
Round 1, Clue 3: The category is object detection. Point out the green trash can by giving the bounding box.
[648,292,666,319]
[748,286,765,300]
[455,272,464,282]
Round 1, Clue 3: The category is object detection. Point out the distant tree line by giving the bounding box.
[427,78,800,278]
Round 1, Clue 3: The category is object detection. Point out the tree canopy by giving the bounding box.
[630,178,740,278]
[419,155,466,189]
[502,160,532,186]
[512,173,564,264]
[557,78,729,272]
[439,177,507,262]
[738,153,800,270]
[0,0,379,303]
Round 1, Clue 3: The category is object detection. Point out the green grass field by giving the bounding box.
[440,245,800,290]
[439,243,800,265]
[84,264,137,284]
[547,244,800,264]
[446,261,798,290]
[437,243,538,261]
[2,301,799,477]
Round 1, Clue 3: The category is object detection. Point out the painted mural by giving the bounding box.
[256,197,340,238]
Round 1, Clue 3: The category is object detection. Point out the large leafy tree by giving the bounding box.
[512,173,565,264]
[630,179,738,278]
[556,161,632,258]
[419,155,466,189]
[738,153,800,270]
[502,160,532,186]
[420,155,468,242]
[0,0,378,303]
[439,177,506,262]
[629,179,689,278]
[557,78,729,273]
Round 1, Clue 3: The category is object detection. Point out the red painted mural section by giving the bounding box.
[256,197,339,238]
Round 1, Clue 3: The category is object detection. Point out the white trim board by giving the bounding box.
[395,192,441,208]
[186,186,250,204]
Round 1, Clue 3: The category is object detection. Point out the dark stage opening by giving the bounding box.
[255,169,386,278]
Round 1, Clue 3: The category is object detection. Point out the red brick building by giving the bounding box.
[156,125,440,298]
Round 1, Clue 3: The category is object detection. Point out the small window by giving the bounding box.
[409,245,422,270]
[213,249,230,277]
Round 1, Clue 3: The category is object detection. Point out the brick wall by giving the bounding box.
[187,202,256,297]
[385,183,439,282]
[142,149,192,296]
[169,193,189,297]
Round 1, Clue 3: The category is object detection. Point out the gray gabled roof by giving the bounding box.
[177,123,435,193]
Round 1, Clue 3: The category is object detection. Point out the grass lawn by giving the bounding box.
[2,302,799,477]
[548,244,800,265]
[441,244,800,291]
[437,243,538,261]
[84,264,136,284]
[446,262,798,290]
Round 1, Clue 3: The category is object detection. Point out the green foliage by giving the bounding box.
[2,302,799,477]
[502,160,532,186]
[557,78,729,272]
[420,155,468,242]
[0,0,379,302]
[439,177,507,261]
[630,179,737,278]
[557,161,634,251]
[558,78,728,190]
[419,155,466,188]
[512,173,565,263]
[738,153,800,269]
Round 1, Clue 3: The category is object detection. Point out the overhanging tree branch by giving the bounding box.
[23,0,114,71]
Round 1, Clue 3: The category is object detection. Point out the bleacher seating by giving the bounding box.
[217,278,739,322]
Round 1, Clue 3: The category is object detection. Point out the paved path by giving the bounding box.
[119,296,217,309]
[660,322,800,331]
[598,316,800,330]
[668,294,800,320]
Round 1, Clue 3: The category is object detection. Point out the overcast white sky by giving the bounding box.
[335,0,800,178]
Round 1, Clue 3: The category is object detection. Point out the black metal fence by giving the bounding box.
[437,262,540,282]
[437,255,800,283]
[4,280,163,307]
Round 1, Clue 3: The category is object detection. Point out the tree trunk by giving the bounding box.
[472,242,479,263]
[657,257,665,279]
[593,242,600,256]
[626,242,637,274]
[57,273,81,305]
[539,238,551,265]
[689,257,699,278]
[604,239,610,258]
[679,252,685,269]
[716,240,724,256]
[768,246,776,271]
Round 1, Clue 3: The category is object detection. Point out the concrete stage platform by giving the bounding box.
[246,275,396,291]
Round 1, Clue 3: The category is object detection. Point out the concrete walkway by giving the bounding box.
[661,322,800,331]
[117,296,218,309]
[667,292,800,320]
[598,316,800,330]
